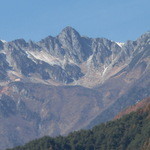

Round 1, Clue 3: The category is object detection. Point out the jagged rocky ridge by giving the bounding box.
[0,27,123,85]
[0,27,150,149]
[0,27,149,86]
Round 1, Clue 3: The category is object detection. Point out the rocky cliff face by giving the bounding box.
[0,27,150,149]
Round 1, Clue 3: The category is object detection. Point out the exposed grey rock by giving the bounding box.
[0,40,4,50]
[0,27,122,84]
[0,53,11,80]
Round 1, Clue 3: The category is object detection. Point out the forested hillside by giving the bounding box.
[7,98,150,150]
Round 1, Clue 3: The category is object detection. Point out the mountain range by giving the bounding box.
[0,27,150,149]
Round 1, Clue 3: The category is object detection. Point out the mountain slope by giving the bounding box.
[0,82,103,149]
[115,97,150,119]
[87,67,150,128]
[7,97,150,150]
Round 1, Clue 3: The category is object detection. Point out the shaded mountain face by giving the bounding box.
[0,28,150,149]
[0,53,11,80]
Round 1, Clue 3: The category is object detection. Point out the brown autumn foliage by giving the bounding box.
[114,97,150,120]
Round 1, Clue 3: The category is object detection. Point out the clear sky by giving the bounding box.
[0,0,149,42]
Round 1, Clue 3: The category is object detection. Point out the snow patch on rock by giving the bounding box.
[116,42,125,47]
[0,40,7,43]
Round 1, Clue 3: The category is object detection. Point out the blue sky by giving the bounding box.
[0,0,149,42]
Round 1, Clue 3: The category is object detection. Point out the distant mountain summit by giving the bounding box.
[0,27,150,149]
